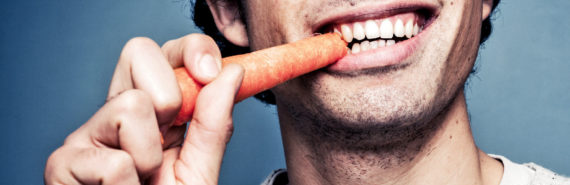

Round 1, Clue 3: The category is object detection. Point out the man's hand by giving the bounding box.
[44,34,244,185]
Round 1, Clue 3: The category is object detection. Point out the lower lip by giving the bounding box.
[326,29,426,72]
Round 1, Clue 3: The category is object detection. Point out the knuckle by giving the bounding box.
[121,37,159,59]
[161,39,176,49]
[50,148,138,184]
[223,118,234,135]
[110,151,135,170]
[139,150,163,174]
[222,119,235,143]
[125,37,157,49]
[45,148,64,176]
[181,33,217,47]
[78,148,136,181]
[107,151,135,173]
[153,93,182,117]
[45,147,75,185]
[98,150,137,181]
[192,117,234,142]
[63,131,81,146]
[113,90,154,119]
[221,118,234,139]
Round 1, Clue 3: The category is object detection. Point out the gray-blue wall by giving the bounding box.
[0,0,568,184]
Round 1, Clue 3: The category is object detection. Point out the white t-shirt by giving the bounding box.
[490,154,570,185]
[262,155,570,185]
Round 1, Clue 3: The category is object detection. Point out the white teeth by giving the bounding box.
[353,23,366,40]
[340,25,353,43]
[351,43,361,54]
[380,19,394,39]
[360,40,370,51]
[378,39,386,47]
[336,17,423,52]
[394,19,405,38]
[405,19,414,38]
[370,40,378,49]
[413,23,419,36]
[364,20,380,39]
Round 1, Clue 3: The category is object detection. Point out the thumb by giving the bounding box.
[174,64,244,185]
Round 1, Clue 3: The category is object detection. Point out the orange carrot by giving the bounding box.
[173,33,347,125]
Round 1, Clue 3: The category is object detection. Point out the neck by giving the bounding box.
[277,91,503,185]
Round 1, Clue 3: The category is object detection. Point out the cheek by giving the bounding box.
[424,0,481,90]
[244,0,312,50]
[444,0,482,84]
[244,1,291,50]
[244,0,282,49]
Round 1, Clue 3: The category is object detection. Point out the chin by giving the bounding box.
[271,0,479,146]
[276,73,460,148]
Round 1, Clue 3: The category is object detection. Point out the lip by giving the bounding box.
[311,1,440,72]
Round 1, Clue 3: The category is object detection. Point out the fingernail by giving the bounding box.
[199,54,221,78]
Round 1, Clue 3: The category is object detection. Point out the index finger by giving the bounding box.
[108,37,182,126]
[161,34,222,85]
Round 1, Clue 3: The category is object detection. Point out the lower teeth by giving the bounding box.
[349,38,406,54]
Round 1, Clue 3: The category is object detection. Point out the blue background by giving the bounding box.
[1,0,568,184]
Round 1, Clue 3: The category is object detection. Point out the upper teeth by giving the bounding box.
[379,19,394,39]
[353,22,366,40]
[365,20,380,39]
[394,19,405,38]
[405,20,414,38]
[336,17,422,47]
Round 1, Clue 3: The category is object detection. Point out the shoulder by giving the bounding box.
[523,163,570,185]
[490,154,570,185]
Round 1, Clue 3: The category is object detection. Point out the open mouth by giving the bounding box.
[313,4,438,72]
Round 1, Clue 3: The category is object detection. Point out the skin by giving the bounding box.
[213,0,503,184]
[45,35,245,185]
[45,0,503,184]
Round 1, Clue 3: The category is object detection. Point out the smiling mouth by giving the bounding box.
[314,5,438,72]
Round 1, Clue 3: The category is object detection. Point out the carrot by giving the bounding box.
[173,33,347,125]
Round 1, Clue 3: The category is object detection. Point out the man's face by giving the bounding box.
[243,0,485,128]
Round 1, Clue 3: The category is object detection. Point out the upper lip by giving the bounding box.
[311,0,440,34]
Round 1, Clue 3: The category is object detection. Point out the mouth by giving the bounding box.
[313,2,439,72]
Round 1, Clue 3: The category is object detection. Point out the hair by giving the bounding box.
[192,0,501,105]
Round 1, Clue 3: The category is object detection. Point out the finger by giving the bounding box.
[45,146,139,185]
[108,37,182,125]
[146,147,181,185]
[162,124,186,149]
[162,34,222,84]
[174,64,244,185]
[66,90,162,178]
